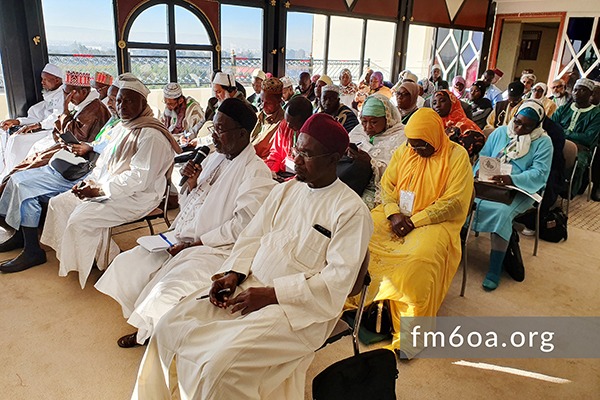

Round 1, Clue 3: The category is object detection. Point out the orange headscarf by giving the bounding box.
[436,90,482,134]
[390,108,452,214]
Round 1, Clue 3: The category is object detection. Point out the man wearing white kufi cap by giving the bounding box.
[161,82,204,148]
[247,68,266,109]
[0,63,65,182]
[280,76,296,104]
[320,84,359,133]
[551,77,600,199]
[40,73,182,287]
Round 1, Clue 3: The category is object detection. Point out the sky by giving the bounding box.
[40,0,298,55]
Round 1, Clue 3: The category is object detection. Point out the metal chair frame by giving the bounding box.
[319,250,371,356]
[561,140,578,217]
[587,145,597,202]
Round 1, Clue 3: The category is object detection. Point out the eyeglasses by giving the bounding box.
[291,146,331,161]
[207,125,239,136]
[407,142,429,151]
[551,85,564,89]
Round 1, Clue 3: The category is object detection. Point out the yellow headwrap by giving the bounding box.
[393,108,452,214]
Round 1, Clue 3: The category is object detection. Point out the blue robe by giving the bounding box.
[472,126,553,241]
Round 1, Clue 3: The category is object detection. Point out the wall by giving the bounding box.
[496,0,599,14]
[514,24,559,86]
[495,21,521,91]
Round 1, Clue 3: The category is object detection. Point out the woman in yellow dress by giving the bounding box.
[367,108,473,358]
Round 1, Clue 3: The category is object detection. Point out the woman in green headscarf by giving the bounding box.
[348,94,406,209]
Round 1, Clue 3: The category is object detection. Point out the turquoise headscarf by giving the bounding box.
[362,96,386,117]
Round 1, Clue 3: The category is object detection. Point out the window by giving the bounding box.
[405,25,436,82]
[432,27,484,87]
[557,17,600,81]
[364,20,396,83]
[285,12,397,83]
[328,16,364,84]
[125,3,216,88]
[0,52,6,120]
[285,12,327,81]
[220,4,263,86]
[41,0,117,77]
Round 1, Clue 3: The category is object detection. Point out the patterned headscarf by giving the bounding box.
[360,93,403,130]
[451,76,467,99]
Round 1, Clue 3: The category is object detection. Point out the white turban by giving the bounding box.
[213,72,235,88]
[42,63,64,80]
[322,84,340,95]
[115,73,150,98]
[280,76,294,89]
[252,69,266,81]
[163,82,183,99]
[575,78,596,92]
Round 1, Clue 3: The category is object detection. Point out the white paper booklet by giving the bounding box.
[479,156,501,182]
[137,231,177,253]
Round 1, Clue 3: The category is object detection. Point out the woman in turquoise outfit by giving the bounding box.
[472,99,553,291]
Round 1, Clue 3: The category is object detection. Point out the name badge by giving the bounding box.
[284,157,295,173]
[500,163,513,175]
[399,190,415,216]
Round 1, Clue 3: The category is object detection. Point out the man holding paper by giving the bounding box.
[95,98,275,348]
[472,100,553,291]
[0,83,121,272]
[40,74,180,288]
[0,71,110,192]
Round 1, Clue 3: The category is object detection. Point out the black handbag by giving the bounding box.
[312,349,398,400]
[474,181,516,205]
[539,207,568,243]
[49,150,99,181]
[337,154,373,196]
[362,300,392,334]
[503,228,524,282]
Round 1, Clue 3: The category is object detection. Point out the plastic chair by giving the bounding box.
[562,140,578,217]
[319,250,370,356]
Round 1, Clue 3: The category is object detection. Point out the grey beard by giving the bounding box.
[163,108,177,119]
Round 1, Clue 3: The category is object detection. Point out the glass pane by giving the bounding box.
[41,0,117,76]
[566,17,594,54]
[327,16,363,84]
[560,40,574,73]
[176,50,213,88]
[364,19,396,81]
[578,44,598,74]
[405,24,436,82]
[128,4,168,44]
[285,12,326,80]
[175,5,210,45]
[436,28,450,48]
[129,48,169,89]
[0,52,7,120]
[221,5,263,85]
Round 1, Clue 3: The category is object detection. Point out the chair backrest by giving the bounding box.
[563,140,578,171]
[349,250,370,297]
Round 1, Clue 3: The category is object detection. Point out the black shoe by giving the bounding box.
[591,186,600,202]
[0,249,46,273]
[0,230,24,252]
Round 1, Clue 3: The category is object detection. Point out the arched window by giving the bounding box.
[123,1,218,89]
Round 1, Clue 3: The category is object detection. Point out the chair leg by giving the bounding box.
[104,227,113,268]
[352,283,369,356]
[146,219,155,235]
[534,203,541,256]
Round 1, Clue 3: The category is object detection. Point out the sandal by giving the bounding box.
[117,332,143,348]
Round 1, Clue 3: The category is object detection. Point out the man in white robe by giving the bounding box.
[0,63,64,180]
[40,74,181,288]
[95,98,275,347]
[132,113,373,400]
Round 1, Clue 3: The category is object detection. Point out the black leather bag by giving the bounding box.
[313,349,398,400]
[49,150,99,181]
[503,228,524,282]
[540,207,568,243]
[337,154,373,196]
[362,300,392,334]
[475,181,516,205]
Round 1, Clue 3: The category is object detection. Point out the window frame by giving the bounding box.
[122,0,219,83]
